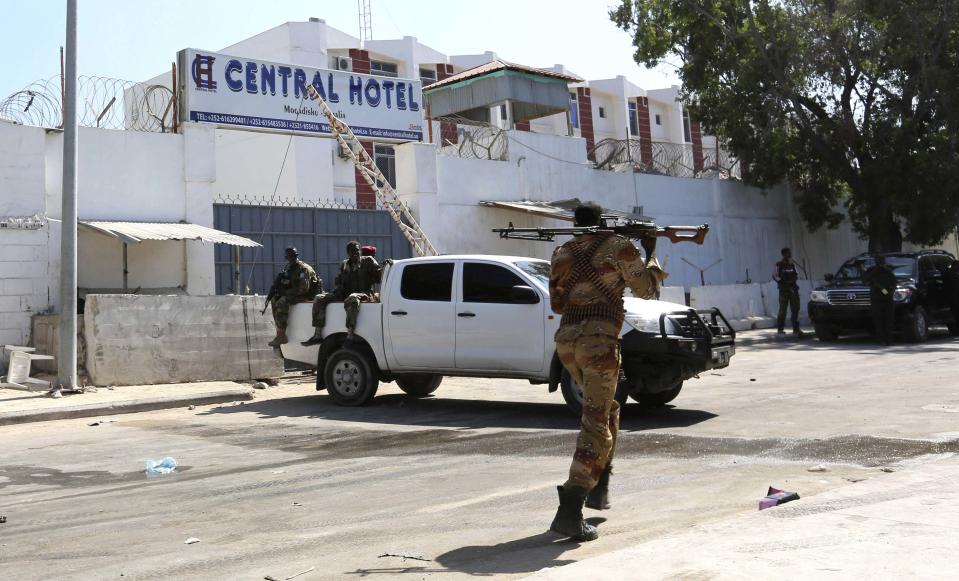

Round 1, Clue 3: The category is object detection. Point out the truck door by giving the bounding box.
[454,261,546,372]
[385,261,457,368]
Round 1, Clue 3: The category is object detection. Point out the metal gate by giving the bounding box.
[213,198,413,295]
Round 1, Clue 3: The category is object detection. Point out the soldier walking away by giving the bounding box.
[302,241,384,345]
[268,247,320,348]
[773,248,803,337]
[864,255,897,345]
[548,202,666,542]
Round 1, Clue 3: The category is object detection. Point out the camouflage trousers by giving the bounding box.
[777,286,800,332]
[557,333,621,491]
[311,291,371,331]
[271,294,312,329]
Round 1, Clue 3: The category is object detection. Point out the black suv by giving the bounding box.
[808,250,959,342]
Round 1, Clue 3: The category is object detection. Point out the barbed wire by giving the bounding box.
[0,75,175,132]
[214,193,389,210]
[589,137,741,179]
[433,115,509,161]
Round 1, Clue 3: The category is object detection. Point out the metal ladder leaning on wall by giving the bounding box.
[306,86,438,257]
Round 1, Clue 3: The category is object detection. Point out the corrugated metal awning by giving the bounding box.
[479,199,635,222]
[79,221,261,247]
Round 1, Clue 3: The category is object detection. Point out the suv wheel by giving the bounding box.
[814,324,839,342]
[324,348,379,406]
[903,307,930,343]
[560,369,630,417]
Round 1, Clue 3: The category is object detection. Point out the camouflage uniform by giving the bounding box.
[311,255,382,332]
[550,232,666,491]
[271,259,320,329]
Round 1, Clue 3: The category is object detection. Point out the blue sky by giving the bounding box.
[1,0,679,98]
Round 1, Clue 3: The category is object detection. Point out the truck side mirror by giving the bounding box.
[824,273,834,283]
[510,285,540,304]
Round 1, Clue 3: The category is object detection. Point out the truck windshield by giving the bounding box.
[514,260,551,290]
[834,256,916,281]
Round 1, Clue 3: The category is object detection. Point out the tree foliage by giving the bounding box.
[611,0,959,252]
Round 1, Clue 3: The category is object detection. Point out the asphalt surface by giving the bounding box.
[2,330,958,580]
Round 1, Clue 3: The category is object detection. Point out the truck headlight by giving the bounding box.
[893,288,913,302]
[625,314,664,334]
[810,290,829,303]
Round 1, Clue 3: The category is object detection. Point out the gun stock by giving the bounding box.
[658,224,709,245]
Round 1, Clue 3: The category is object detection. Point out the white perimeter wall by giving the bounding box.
[0,120,217,351]
[396,130,941,295]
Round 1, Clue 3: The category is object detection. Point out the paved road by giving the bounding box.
[2,332,958,580]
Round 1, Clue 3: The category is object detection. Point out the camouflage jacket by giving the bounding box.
[284,259,320,298]
[335,255,382,295]
[549,232,666,338]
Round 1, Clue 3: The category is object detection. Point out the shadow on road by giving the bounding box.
[202,394,717,432]
[434,529,589,575]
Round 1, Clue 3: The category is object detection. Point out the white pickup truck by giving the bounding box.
[282,254,736,415]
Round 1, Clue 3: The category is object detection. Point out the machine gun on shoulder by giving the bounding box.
[493,218,709,245]
[261,271,291,315]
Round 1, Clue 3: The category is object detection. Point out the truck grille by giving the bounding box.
[826,289,871,306]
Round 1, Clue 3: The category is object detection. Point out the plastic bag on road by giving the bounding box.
[145,457,178,476]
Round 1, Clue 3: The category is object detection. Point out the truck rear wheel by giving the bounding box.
[632,381,683,407]
[395,374,442,397]
[903,307,929,343]
[324,348,378,406]
[560,369,630,417]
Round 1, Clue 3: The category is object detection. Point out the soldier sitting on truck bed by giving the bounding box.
[268,247,320,348]
[302,241,384,345]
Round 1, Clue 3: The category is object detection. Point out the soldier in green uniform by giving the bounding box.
[548,202,666,542]
[863,255,897,345]
[269,247,320,348]
[773,247,803,337]
[302,241,384,345]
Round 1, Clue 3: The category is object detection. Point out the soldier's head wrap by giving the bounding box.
[285,246,298,258]
[361,245,377,257]
[574,202,603,227]
[781,247,791,257]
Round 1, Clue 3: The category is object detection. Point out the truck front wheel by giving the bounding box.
[560,369,630,417]
[395,374,442,397]
[324,348,379,406]
[632,381,683,407]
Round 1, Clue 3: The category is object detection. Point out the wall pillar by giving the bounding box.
[182,123,216,295]
[348,49,370,74]
[435,64,457,145]
[576,87,595,161]
[394,142,440,253]
[691,119,704,173]
[637,97,653,170]
[354,140,376,209]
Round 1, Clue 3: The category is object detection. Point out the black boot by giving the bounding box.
[585,465,612,510]
[301,330,323,346]
[550,486,599,541]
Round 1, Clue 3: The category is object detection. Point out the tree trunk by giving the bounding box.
[867,198,902,253]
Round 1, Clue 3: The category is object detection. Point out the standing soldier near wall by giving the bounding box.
[548,202,666,542]
[773,247,803,337]
[302,241,384,345]
[268,247,320,348]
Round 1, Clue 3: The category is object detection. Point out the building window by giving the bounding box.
[370,60,398,78]
[500,104,508,121]
[569,92,579,129]
[419,67,437,85]
[598,106,606,119]
[655,114,662,126]
[374,144,396,187]
[628,101,638,136]
[682,109,692,142]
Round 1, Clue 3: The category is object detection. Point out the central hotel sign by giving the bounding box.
[178,49,424,141]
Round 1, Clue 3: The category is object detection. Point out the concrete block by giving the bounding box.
[0,260,47,279]
[0,229,48,244]
[21,293,50,313]
[0,244,39,262]
[0,296,22,312]
[84,294,283,386]
[1,278,33,295]
[0,312,32,330]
